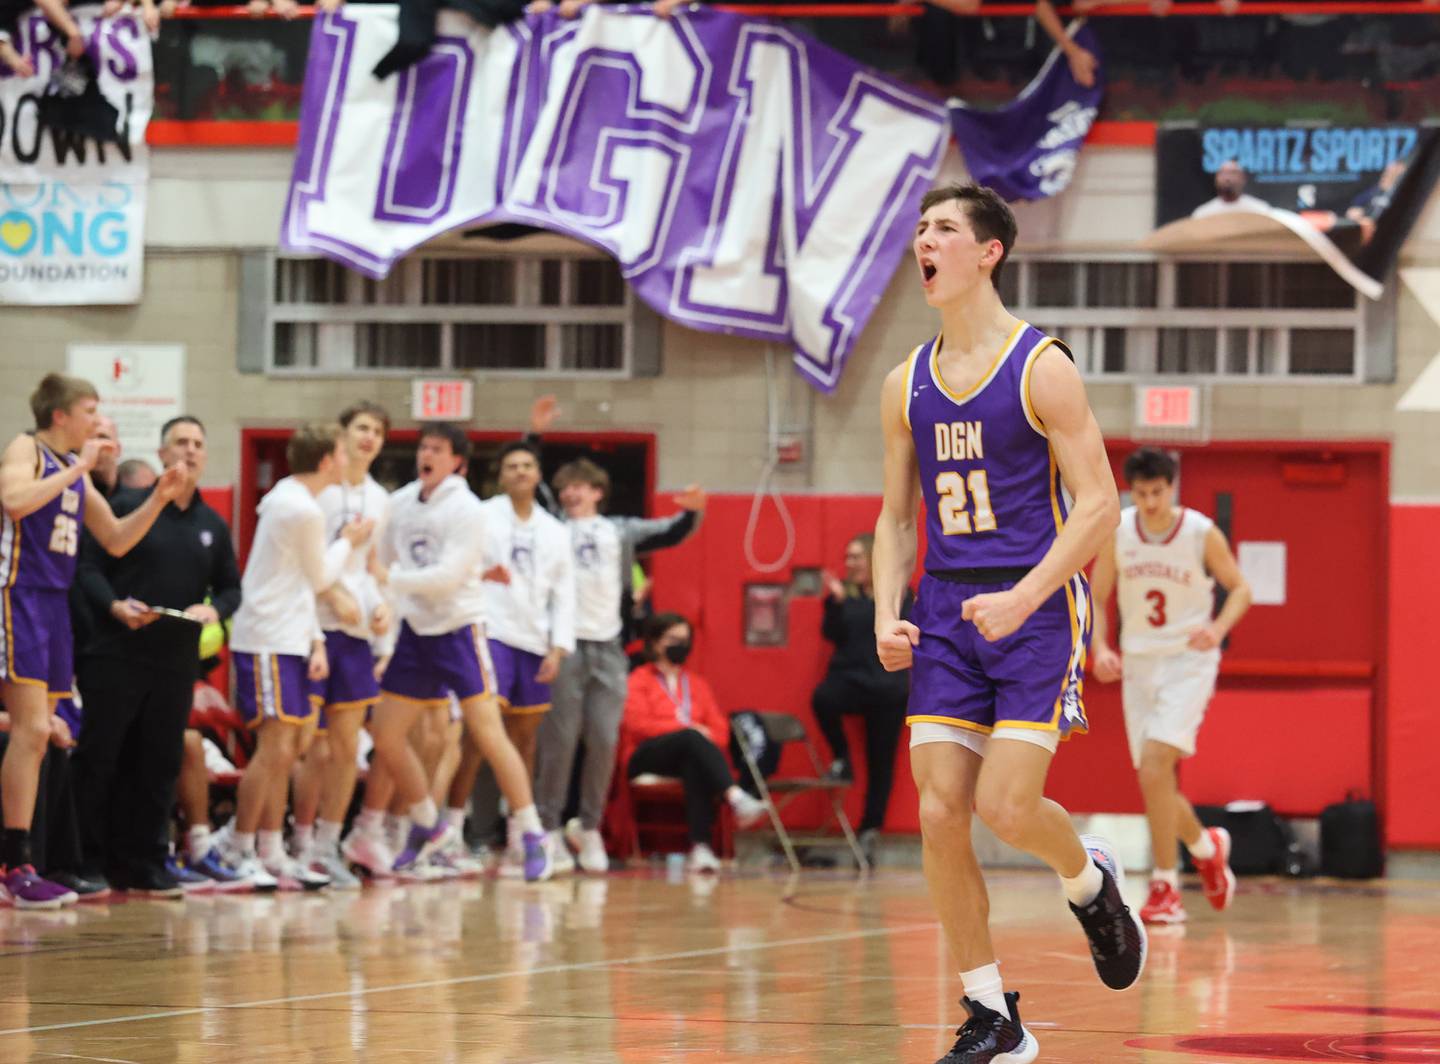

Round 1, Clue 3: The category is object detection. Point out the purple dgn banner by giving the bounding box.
[281,5,950,392]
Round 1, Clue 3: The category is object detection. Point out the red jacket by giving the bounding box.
[621,663,729,752]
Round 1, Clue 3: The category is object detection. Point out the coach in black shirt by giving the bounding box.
[73,416,241,895]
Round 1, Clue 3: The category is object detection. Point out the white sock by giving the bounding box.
[292,823,314,855]
[1152,867,1180,888]
[1061,858,1105,907]
[960,962,1007,1016]
[385,813,406,839]
[187,825,212,860]
[257,830,284,864]
[1187,829,1216,861]
[316,819,342,851]
[445,806,467,831]
[355,809,384,839]
[232,831,256,858]
[510,804,542,836]
[409,799,438,830]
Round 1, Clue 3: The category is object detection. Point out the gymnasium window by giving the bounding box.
[265,254,643,377]
[1011,257,1364,381]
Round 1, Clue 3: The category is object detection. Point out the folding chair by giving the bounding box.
[731,712,869,875]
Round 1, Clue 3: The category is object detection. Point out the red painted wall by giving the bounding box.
[649,441,1396,836]
[1385,504,1440,848]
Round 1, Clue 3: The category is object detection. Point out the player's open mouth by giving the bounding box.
[419,463,434,477]
[920,261,937,283]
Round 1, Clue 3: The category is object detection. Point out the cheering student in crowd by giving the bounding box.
[72,416,242,897]
[534,455,706,874]
[621,613,768,874]
[289,402,393,891]
[468,441,574,876]
[350,425,549,882]
[214,423,371,892]
[0,374,184,908]
[813,534,912,866]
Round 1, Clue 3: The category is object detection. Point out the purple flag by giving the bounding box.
[282,6,951,392]
[948,24,1103,202]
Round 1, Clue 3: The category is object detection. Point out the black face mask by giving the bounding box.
[663,642,692,665]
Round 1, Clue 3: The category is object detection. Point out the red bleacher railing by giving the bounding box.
[146,2,1440,147]
[164,2,1440,16]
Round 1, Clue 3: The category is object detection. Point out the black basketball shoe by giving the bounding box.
[935,991,1038,1064]
[1069,834,1148,991]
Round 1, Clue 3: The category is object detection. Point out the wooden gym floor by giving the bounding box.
[0,868,1437,1063]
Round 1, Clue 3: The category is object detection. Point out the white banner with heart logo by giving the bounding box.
[0,7,152,304]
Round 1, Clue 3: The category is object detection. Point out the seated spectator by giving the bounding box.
[621,613,767,873]
[812,534,911,864]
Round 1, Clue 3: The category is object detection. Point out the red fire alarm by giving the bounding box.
[775,436,804,464]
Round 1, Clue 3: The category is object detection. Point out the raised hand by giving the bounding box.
[674,484,706,512]
[154,463,188,502]
[78,436,117,473]
[529,394,560,433]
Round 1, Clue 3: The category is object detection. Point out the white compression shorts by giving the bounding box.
[910,721,1060,756]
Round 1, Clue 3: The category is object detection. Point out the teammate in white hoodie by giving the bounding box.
[221,423,372,891]
[290,402,393,890]
[466,441,575,866]
[354,424,551,881]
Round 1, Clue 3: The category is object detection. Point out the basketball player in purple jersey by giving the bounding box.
[873,185,1144,1064]
[0,374,185,908]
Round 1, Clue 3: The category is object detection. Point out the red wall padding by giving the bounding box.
[647,442,1394,833]
[1385,504,1440,848]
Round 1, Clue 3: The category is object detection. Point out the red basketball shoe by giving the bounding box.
[1193,826,1237,911]
[1140,879,1186,925]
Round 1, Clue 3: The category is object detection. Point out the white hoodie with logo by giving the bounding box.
[481,494,575,657]
[381,475,489,637]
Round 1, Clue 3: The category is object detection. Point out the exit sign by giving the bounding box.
[1135,385,1197,429]
[412,379,473,421]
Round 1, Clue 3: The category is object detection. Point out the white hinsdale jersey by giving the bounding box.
[1115,506,1216,656]
[315,475,390,640]
[569,515,623,642]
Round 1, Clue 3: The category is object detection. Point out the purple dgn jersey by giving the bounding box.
[905,322,1070,571]
[0,440,86,591]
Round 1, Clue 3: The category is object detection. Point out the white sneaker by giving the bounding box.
[341,832,395,880]
[432,833,486,879]
[497,842,525,879]
[729,790,769,829]
[266,855,330,892]
[575,829,609,875]
[228,853,278,893]
[686,843,721,874]
[311,848,362,892]
[546,831,576,875]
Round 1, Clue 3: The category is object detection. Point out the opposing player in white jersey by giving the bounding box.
[1090,447,1252,925]
[289,402,392,890]
[219,423,372,891]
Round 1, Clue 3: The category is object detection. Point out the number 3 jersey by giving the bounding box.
[1,439,86,591]
[1114,506,1215,656]
[906,322,1068,572]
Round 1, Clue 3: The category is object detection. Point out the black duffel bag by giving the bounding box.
[1319,796,1383,879]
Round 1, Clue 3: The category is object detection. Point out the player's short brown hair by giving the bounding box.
[553,458,610,504]
[30,373,98,429]
[287,422,343,474]
[339,400,391,436]
[1123,447,1178,485]
[918,182,1017,290]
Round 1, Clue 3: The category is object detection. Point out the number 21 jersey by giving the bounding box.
[1114,506,1214,656]
[906,322,1069,572]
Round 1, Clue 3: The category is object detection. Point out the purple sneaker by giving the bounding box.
[2,865,79,910]
[393,821,456,874]
[522,831,553,883]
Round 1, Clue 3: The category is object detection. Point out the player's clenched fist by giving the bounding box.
[875,619,920,672]
[962,588,1035,643]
